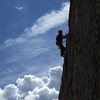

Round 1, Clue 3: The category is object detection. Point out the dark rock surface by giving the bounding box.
[59,0,100,100]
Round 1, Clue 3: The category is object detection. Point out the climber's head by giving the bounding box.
[58,30,62,33]
[58,30,62,36]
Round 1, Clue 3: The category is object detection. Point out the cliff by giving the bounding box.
[59,0,100,100]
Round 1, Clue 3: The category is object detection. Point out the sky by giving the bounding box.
[0,0,70,99]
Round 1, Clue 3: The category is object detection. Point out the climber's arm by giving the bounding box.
[62,34,69,39]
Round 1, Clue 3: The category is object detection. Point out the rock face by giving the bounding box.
[59,0,100,100]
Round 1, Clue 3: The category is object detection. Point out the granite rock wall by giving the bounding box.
[59,0,100,100]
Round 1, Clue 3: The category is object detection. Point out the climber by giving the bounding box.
[56,30,66,57]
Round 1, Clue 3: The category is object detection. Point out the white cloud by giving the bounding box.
[25,87,59,100]
[23,2,70,38]
[0,66,63,100]
[47,66,62,91]
[3,84,20,100]
[41,76,49,84]
[0,89,5,100]
[4,2,70,47]
[16,75,45,95]
[15,6,23,10]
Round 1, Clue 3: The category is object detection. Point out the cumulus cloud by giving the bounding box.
[4,2,70,47]
[25,87,59,100]
[0,66,63,100]
[3,84,20,100]
[16,75,45,95]
[47,67,62,91]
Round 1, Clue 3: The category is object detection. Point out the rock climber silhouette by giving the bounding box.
[56,30,66,57]
[56,30,71,57]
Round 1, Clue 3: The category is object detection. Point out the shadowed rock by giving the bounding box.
[59,0,100,100]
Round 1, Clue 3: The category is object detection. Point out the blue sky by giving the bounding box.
[0,0,70,88]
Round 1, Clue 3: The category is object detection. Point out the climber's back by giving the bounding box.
[56,30,63,46]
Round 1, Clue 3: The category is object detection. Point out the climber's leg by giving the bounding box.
[60,45,66,57]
